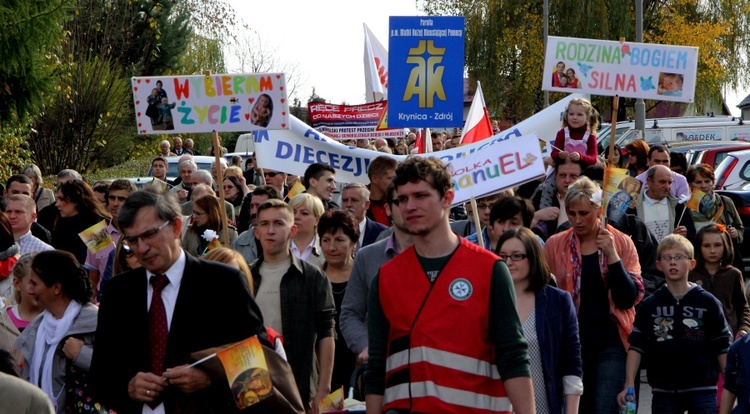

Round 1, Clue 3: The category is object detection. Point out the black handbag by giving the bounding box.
[65,357,113,413]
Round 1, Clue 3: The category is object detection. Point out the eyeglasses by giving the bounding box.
[498,253,528,262]
[658,254,690,262]
[476,204,493,210]
[123,221,171,245]
[121,243,135,257]
[264,172,280,177]
[192,210,207,216]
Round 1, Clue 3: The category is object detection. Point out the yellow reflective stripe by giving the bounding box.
[384,381,512,412]
[385,346,501,379]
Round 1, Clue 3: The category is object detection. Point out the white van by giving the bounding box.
[596,116,750,154]
[235,133,255,153]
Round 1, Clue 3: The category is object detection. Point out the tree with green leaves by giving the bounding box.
[172,34,226,75]
[27,0,193,174]
[0,0,70,126]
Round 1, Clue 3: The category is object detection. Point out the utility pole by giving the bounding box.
[634,0,646,135]
[543,0,549,108]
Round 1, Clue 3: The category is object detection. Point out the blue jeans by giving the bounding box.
[652,390,717,414]
[581,345,628,414]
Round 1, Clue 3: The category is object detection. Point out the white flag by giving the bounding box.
[423,128,433,154]
[459,81,494,145]
[364,24,388,102]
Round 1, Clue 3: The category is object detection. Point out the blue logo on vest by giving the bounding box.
[449,278,472,301]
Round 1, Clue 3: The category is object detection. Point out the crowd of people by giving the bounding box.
[0,98,749,414]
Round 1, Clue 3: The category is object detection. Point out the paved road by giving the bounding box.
[638,370,652,413]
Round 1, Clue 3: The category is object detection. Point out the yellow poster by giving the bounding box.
[686,188,712,213]
[602,168,641,222]
[216,335,272,409]
[150,177,169,192]
[685,188,724,222]
[318,386,345,413]
[78,220,112,254]
[286,181,306,200]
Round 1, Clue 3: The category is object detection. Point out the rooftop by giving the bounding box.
[738,93,750,109]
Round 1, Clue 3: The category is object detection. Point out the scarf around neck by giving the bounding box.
[30,300,83,408]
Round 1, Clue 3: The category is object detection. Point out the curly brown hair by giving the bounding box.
[393,156,452,197]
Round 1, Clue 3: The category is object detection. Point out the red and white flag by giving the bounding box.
[416,128,433,154]
[459,81,493,145]
[364,24,388,102]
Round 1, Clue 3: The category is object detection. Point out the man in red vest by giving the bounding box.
[364,156,534,414]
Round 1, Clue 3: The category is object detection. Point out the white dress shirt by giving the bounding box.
[142,250,187,414]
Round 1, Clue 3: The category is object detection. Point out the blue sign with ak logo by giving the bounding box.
[388,16,465,128]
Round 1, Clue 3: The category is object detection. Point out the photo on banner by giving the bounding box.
[543,36,698,102]
[216,335,273,409]
[318,386,345,412]
[602,168,642,223]
[79,220,112,254]
[131,73,290,134]
[686,187,724,221]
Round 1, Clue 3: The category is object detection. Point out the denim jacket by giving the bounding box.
[725,333,750,413]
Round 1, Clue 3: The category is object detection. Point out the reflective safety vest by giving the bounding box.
[378,238,511,414]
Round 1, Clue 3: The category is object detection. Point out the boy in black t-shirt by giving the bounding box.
[618,234,731,412]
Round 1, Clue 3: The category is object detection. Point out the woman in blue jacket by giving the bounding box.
[496,227,583,413]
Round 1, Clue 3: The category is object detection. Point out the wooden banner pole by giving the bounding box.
[470,196,485,248]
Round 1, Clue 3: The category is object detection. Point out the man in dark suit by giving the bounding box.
[172,137,192,156]
[89,190,267,413]
[341,183,387,249]
[183,138,200,155]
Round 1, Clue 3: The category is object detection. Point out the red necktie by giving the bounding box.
[149,274,170,376]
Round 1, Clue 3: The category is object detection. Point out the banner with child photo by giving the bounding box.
[543,36,699,103]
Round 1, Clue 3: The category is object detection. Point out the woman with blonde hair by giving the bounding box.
[224,166,252,194]
[544,176,644,413]
[202,247,287,360]
[0,254,42,373]
[203,247,254,293]
[287,193,325,268]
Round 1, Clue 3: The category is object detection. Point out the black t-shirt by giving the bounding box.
[416,246,457,283]
[578,253,621,350]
